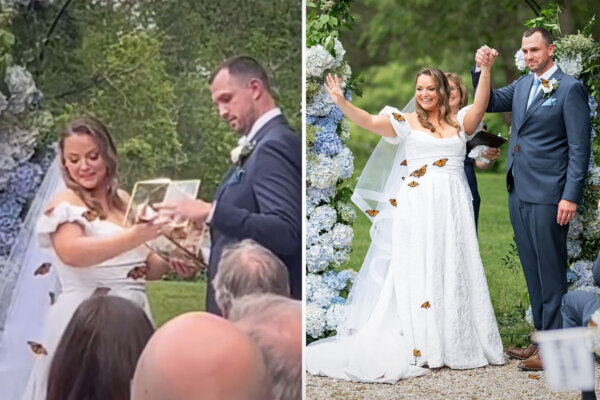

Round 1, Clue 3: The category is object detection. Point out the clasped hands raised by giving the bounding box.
[475,45,498,70]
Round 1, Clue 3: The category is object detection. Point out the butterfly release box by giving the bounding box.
[123,179,206,268]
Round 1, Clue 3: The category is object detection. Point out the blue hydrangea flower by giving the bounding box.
[325,303,347,331]
[311,284,338,308]
[589,96,598,119]
[309,205,337,233]
[567,238,582,259]
[566,269,579,284]
[0,220,21,256]
[0,191,23,218]
[306,244,334,273]
[313,128,342,156]
[330,296,347,305]
[333,249,351,265]
[307,185,335,207]
[307,86,336,117]
[337,202,356,224]
[331,223,353,249]
[306,44,335,78]
[514,49,526,71]
[306,220,319,247]
[334,146,354,179]
[307,153,340,189]
[557,54,583,78]
[10,162,43,203]
[306,302,327,339]
[322,270,349,291]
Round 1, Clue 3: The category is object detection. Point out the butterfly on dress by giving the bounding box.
[392,113,405,122]
[409,165,427,178]
[421,301,431,309]
[82,210,99,221]
[389,199,397,207]
[34,262,51,276]
[127,265,148,280]
[413,349,421,357]
[408,181,419,188]
[27,341,48,356]
[365,209,380,217]
[401,160,407,166]
[433,158,448,167]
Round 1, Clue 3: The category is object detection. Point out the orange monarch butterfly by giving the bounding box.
[389,199,397,207]
[410,165,427,178]
[592,185,600,192]
[408,181,419,188]
[528,374,539,380]
[392,112,405,122]
[433,158,448,167]
[590,320,598,327]
[49,292,55,305]
[127,266,148,280]
[413,349,421,357]
[401,159,407,166]
[421,301,431,309]
[34,262,51,276]
[27,341,48,356]
[366,209,380,217]
[82,210,99,221]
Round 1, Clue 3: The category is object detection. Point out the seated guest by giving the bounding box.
[214,239,290,317]
[131,312,270,400]
[47,295,154,400]
[230,294,301,400]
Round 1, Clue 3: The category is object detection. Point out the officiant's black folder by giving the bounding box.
[466,130,508,152]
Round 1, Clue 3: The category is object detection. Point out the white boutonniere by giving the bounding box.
[540,78,559,98]
[230,136,255,165]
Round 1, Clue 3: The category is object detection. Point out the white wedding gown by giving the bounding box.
[307,106,504,383]
[17,202,153,400]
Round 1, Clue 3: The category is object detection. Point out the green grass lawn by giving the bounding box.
[146,280,206,328]
[347,129,534,348]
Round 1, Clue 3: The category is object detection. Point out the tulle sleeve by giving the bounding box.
[379,106,411,144]
[457,105,484,141]
[37,202,92,249]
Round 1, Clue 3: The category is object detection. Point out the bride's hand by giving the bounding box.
[131,218,168,242]
[324,74,346,106]
[475,45,498,70]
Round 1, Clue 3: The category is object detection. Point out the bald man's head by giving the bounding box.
[131,312,270,400]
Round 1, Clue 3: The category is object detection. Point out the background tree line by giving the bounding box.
[2,0,301,198]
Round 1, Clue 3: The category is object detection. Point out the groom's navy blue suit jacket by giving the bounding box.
[473,67,591,204]
[207,114,302,315]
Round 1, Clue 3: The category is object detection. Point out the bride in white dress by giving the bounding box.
[307,57,505,383]
[7,116,196,400]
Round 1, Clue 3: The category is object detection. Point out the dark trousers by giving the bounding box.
[508,183,568,331]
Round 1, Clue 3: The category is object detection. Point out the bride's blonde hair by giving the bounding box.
[415,68,460,133]
[59,116,127,219]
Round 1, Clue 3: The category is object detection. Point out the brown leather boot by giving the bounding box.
[506,344,538,360]
[517,353,543,371]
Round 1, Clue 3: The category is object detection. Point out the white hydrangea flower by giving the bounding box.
[514,49,526,71]
[557,54,583,78]
[331,223,353,249]
[333,38,346,68]
[325,303,348,331]
[525,306,533,325]
[307,153,340,189]
[306,44,335,78]
[306,302,327,339]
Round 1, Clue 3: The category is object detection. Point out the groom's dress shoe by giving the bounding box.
[506,344,538,360]
[517,353,543,371]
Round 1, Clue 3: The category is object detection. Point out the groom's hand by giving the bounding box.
[155,199,212,225]
[475,45,498,68]
[557,199,577,225]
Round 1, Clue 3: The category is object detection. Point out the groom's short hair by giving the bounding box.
[214,239,290,317]
[209,56,273,96]
[523,27,554,46]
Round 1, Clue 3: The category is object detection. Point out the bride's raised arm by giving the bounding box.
[463,46,497,135]
[324,74,396,138]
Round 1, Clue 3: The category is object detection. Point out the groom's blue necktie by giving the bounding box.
[527,78,541,109]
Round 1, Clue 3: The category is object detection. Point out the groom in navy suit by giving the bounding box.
[161,56,301,315]
[472,27,591,371]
